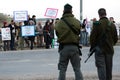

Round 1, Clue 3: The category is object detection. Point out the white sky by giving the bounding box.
[0,0,120,22]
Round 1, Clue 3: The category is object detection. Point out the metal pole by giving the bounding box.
[80,0,83,22]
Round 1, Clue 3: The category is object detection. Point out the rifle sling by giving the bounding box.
[61,18,79,35]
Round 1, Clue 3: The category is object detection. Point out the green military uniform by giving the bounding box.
[55,14,80,44]
[90,17,118,80]
[55,13,83,80]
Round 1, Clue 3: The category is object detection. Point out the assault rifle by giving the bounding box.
[84,47,96,63]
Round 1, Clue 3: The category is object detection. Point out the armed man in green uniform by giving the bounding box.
[55,3,83,80]
[90,8,118,80]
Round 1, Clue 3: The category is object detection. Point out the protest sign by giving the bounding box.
[44,8,58,18]
[13,11,28,21]
[21,26,35,36]
[1,28,11,41]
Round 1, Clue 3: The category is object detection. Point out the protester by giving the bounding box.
[43,20,52,49]
[55,3,83,80]
[90,8,118,80]
[28,20,36,50]
[2,22,10,51]
[80,19,88,46]
[24,15,32,47]
[16,22,24,50]
[8,20,17,50]
[24,15,32,26]
[36,21,44,47]
[49,19,55,48]
[32,15,37,25]
[109,17,119,37]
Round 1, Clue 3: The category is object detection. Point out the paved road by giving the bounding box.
[0,46,120,80]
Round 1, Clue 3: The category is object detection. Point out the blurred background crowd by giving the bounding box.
[0,13,119,51]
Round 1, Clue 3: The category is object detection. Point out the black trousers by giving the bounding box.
[29,36,35,50]
[95,49,113,80]
[3,41,10,51]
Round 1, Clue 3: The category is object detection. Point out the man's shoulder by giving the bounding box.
[93,21,100,26]
[54,19,64,29]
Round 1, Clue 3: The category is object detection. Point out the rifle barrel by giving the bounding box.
[84,56,90,63]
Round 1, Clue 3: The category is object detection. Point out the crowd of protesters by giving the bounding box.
[0,15,55,51]
[0,14,119,51]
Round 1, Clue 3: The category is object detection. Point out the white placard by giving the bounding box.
[1,28,11,41]
[44,8,58,18]
[21,26,35,36]
[13,11,28,21]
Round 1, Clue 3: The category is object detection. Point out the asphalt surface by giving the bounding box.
[0,46,120,80]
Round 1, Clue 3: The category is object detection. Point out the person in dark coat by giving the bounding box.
[90,8,118,80]
[8,20,17,50]
[43,20,52,49]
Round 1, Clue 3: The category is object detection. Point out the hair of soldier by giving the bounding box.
[98,8,106,17]
[63,3,72,15]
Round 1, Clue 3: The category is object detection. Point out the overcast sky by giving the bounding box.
[0,0,119,22]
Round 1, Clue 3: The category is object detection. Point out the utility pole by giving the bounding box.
[80,0,83,22]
